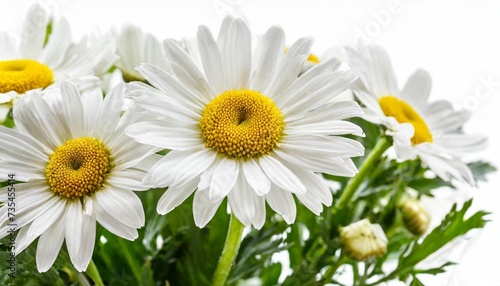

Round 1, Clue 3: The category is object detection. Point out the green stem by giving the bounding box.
[335,137,391,210]
[86,259,104,286]
[118,238,142,284]
[321,254,347,284]
[212,214,245,286]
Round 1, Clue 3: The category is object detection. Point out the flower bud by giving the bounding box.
[399,196,430,236]
[339,219,388,261]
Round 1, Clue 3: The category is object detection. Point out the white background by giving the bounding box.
[1,0,499,285]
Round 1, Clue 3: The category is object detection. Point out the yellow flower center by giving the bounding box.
[307,53,320,64]
[379,96,433,145]
[0,59,54,94]
[199,89,285,158]
[45,137,111,199]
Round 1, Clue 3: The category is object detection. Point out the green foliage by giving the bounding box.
[468,161,497,182]
[398,199,488,269]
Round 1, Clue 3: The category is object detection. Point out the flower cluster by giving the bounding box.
[0,4,493,286]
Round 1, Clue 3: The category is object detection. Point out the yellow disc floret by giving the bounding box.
[0,59,54,94]
[307,53,320,64]
[46,137,111,199]
[379,96,433,145]
[200,89,285,158]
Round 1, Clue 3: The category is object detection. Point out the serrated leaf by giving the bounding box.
[399,199,488,268]
[410,277,424,286]
[413,261,455,276]
[468,161,497,182]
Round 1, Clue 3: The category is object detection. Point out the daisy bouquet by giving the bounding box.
[0,4,495,286]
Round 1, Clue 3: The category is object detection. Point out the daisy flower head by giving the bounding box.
[0,82,160,272]
[345,45,486,185]
[0,4,115,120]
[115,24,172,83]
[127,16,365,229]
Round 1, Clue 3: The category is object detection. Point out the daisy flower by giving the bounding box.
[126,16,365,229]
[0,4,115,121]
[346,45,486,185]
[0,82,159,272]
[115,24,172,83]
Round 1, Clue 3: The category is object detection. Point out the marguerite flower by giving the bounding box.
[115,24,172,83]
[0,82,159,272]
[126,16,365,229]
[0,4,115,121]
[346,45,486,185]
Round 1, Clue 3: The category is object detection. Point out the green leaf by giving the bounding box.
[399,199,489,268]
[413,261,455,276]
[261,263,282,286]
[407,176,451,197]
[409,277,424,286]
[468,161,497,182]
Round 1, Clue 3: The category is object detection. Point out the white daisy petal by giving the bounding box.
[265,188,297,224]
[126,122,202,151]
[281,134,364,158]
[137,63,208,110]
[61,81,85,138]
[259,155,306,195]
[251,195,266,229]
[274,149,358,176]
[171,148,216,186]
[14,93,68,150]
[282,71,357,117]
[73,213,96,272]
[345,45,398,96]
[65,201,83,269]
[265,37,313,99]
[220,18,252,89]
[250,26,285,92]
[0,125,47,164]
[400,69,432,110]
[197,25,225,94]
[129,84,199,123]
[419,152,474,185]
[287,101,363,126]
[19,4,49,59]
[193,190,224,228]
[95,188,144,228]
[209,158,239,202]
[242,159,271,196]
[36,216,65,272]
[40,17,72,68]
[286,120,365,137]
[94,198,139,240]
[277,58,341,108]
[143,150,191,187]
[227,172,255,227]
[16,199,66,254]
[157,176,199,214]
[434,133,487,154]
[216,16,235,46]
[163,39,213,101]
[81,88,103,131]
[92,83,124,140]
